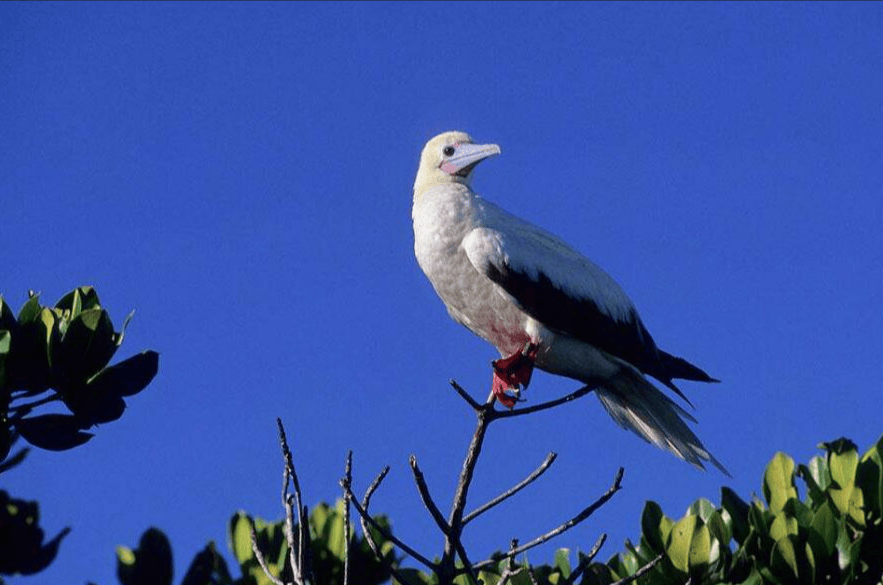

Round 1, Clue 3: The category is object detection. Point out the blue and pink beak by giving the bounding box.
[439,142,502,177]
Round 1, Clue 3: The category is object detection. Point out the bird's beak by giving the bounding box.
[440,143,502,177]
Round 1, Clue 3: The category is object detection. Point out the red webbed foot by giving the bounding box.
[491,342,539,409]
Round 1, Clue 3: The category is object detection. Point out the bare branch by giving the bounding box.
[473,467,624,571]
[342,450,353,585]
[277,418,310,584]
[282,494,300,584]
[409,455,450,535]
[610,553,664,585]
[250,521,286,585]
[463,452,558,525]
[496,566,528,585]
[344,481,438,571]
[358,467,390,560]
[449,379,482,411]
[355,467,420,585]
[440,406,492,580]
[490,384,599,419]
[561,533,607,585]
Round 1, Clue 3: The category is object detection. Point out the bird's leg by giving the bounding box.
[491,342,539,408]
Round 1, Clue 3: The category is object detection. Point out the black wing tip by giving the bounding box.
[659,351,718,384]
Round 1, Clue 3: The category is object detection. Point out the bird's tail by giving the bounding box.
[658,350,719,383]
[595,368,729,475]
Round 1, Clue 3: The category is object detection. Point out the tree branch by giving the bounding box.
[463,452,557,525]
[357,467,390,559]
[561,533,607,585]
[490,384,599,419]
[344,480,438,571]
[610,553,664,585]
[250,521,286,585]
[439,405,492,580]
[341,450,353,585]
[354,466,422,585]
[449,379,482,411]
[277,418,310,585]
[409,455,451,535]
[473,467,624,571]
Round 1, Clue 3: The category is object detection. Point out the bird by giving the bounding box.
[412,130,727,474]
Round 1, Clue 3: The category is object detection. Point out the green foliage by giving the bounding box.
[596,434,883,585]
[0,490,71,578]
[108,435,883,585]
[115,500,398,585]
[0,286,159,582]
[0,287,159,459]
[117,528,174,585]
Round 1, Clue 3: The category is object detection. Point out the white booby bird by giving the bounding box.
[412,131,727,473]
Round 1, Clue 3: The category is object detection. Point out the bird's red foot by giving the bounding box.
[491,342,539,409]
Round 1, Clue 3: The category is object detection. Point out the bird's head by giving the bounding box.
[413,131,501,193]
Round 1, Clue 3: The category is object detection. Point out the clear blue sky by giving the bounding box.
[3,3,883,584]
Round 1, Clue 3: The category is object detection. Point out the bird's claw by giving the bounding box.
[491,342,539,409]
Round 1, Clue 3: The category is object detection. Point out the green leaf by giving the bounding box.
[553,548,571,577]
[138,528,174,585]
[826,442,865,527]
[807,501,839,560]
[63,351,158,427]
[117,528,173,585]
[16,414,93,451]
[393,568,435,585]
[55,286,101,313]
[228,511,255,565]
[770,514,799,541]
[666,514,697,574]
[770,536,800,584]
[721,487,751,545]
[17,294,42,323]
[180,542,233,585]
[641,501,669,553]
[87,350,159,397]
[764,452,798,514]
[0,297,16,339]
[0,330,10,389]
[857,434,883,522]
[57,308,117,382]
[327,501,346,560]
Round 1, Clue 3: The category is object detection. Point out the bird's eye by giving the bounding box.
[443,146,456,157]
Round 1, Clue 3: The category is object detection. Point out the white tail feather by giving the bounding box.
[595,369,729,475]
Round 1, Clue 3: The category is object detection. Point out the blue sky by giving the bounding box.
[3,2,883,584]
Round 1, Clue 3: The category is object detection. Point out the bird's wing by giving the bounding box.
[461,218,666,380]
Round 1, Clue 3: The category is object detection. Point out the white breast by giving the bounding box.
[412,184,533,355]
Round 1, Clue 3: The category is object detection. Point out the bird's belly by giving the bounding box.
[420,247,532,355]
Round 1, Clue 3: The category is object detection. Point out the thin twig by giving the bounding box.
[357,467,418,585]
[342,450,353,585]
[277,418,310,585]
[490,384,599,419]
[561,533,607,585]
[358,468,390,559]
[449,379,482,411]
[409,455,450,535]
[610,553,664,585]
[463,452,558,525]
[344,482,438,570]
[497,566,528,585]
[473,467,625,571]
[250,521,286,585]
